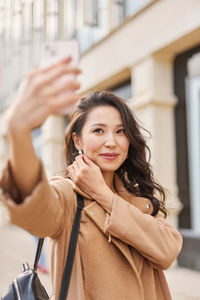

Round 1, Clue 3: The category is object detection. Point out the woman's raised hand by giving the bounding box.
[6,56,81,133]
[67,155,114,212]
[67,154,105,197]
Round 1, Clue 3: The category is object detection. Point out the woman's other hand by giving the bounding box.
[4,57,80,199]
[67,155,114,212]
[6,56,81,134]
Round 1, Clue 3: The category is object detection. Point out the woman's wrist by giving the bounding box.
[92,186,114,213]
[7,117,31,138]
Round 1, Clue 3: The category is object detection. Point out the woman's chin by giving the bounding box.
[98,164,119,173]
[92,157,122,172]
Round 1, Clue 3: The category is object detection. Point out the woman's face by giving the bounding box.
[73,105,130,173]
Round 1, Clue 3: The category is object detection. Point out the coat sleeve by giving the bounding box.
[0,160,75,239]
[104,194,183,270]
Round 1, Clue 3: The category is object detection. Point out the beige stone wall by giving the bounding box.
[79,0,200,92]
[130,57,182,225]
[78,0,200,225]
[41,116,66,179]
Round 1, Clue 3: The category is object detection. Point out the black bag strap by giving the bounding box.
[58,193,84,300]
[33,194,84,299]
[34,237,44,271]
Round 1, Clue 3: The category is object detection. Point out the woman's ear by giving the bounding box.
[72,132,82,151]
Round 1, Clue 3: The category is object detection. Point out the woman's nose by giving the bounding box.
[104,134,116,147]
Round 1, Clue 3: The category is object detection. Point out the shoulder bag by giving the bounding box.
[1,193,84,300]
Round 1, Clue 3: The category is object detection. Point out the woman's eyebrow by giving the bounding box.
[90,123,106,127]
[90,123,124,127]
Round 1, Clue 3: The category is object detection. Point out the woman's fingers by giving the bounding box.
[40,56,72,74]
[72,156,90,178]
[47,93,80,114]
[42,79,80,98]
[73,161,80,173]
[68,163,81,185]
[27,57,72,81]
[67,165,74,181]
[75,155,100,176]
[6,56,82,132]
[27,65,81,93]
[75,155,87,167]
[83,155,96,167]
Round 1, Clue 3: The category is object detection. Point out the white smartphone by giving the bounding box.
[40,39,80,115]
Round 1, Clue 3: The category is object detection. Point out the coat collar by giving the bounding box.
[70,173,133,200]
[69,180,91,199]
[69,174,153,215]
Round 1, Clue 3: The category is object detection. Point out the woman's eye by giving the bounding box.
[117,129,125,134]
[94,128,103,133]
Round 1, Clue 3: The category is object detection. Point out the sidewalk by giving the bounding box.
[0,224,200,299]
[0,224,52,297]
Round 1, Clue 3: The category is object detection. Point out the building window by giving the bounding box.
[124,0,153,18]
[111,79,132,101]
[114,0,125,25]
[13,0,22,48]
[23,1,32,43]
[84,0,99,27]
[75,0,108,53]
[32,1,45,66]
[33,0,44,33]
[113,0,153,27]
[46,0,59,40]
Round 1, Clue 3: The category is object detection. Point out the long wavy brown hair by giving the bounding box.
[64,91,167,217]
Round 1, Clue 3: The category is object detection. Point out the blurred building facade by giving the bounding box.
[0,0,200,270]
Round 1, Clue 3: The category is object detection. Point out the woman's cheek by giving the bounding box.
[83,136,101,156]
[123,137,130,149]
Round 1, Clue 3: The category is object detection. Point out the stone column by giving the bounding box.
[40,116,66,179]
[131,55,182,226]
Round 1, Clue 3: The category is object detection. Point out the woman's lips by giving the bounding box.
[99,153,119,160]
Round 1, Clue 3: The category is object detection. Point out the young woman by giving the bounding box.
[0,59,182,300]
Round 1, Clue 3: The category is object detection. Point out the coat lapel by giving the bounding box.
[114,174,153,214]
[84,200,144,298]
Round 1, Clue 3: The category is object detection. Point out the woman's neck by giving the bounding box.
[102,171,115,192]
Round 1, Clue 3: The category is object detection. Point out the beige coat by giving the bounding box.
[0,161,183,300]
